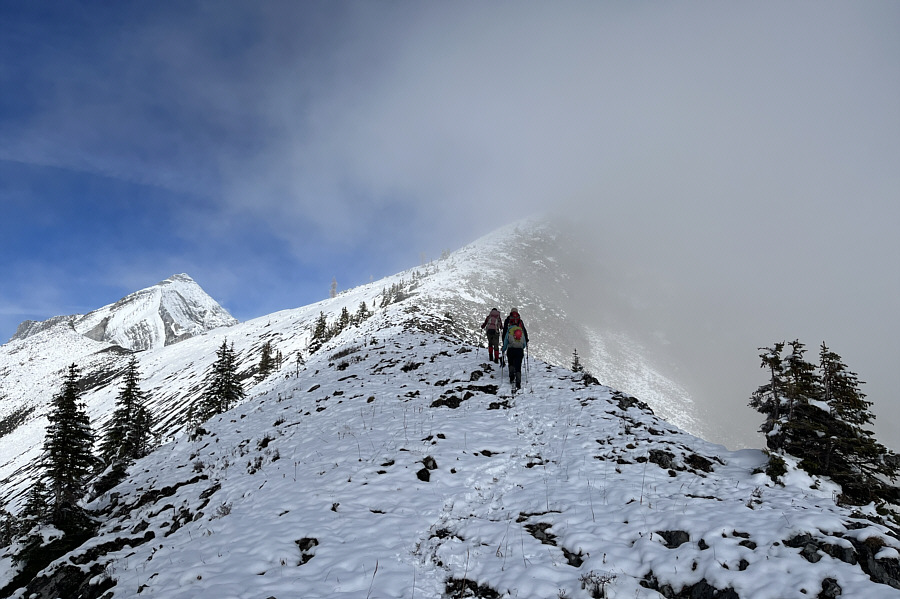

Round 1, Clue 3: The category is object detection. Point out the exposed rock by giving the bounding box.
[657,530,690,549]
[641,574,738,599]
[819,577,842,598]
[649,449,676,470]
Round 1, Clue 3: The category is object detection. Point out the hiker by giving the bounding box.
[501,308,529,389]
[480,307,503,363]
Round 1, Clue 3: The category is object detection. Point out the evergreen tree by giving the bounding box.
[750,340,899,505]
[42,364,95,526]
[257,341,275,381]
[0,500,18,547]
[195,340,245,422]
[294,351,305,377]
[817,343,898,504]
[820,343,870,425]
[782,340,821,419]
[571,348,584,373]
[354,301,371,325]
[99,355,153,465]
[309,312,328,353]
[337,306,351,332]
[775,340,827,458]
[749,340,823,454]
[748,343,788,449]
[19,477,49,526]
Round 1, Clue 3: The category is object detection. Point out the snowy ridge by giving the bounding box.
[2,221,701,512]
[3,329,900,598]
[2,223,900,597]
[390,219,704,436]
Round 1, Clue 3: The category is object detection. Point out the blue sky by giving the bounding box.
[1,2,443,336]
[2,2,900,444]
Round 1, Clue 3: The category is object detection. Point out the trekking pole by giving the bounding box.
[525,346,529,386]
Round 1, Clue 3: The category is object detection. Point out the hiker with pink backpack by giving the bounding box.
[501,308,529,390]
[480,307,503,363]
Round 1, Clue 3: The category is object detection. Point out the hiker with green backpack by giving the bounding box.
[501,308,529,390]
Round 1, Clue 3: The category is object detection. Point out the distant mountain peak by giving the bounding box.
[9,274,237,350]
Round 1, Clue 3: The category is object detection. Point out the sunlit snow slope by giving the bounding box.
[4,329,900,598]
[0,220,704,511]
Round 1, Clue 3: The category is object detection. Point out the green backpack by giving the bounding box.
[507,325,525,349]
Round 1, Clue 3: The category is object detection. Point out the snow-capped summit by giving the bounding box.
[10,274,237,351]
[73,273,237,351]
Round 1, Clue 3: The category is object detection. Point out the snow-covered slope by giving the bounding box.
[3,328,900,598]
[395,220,705,438]
[0,274,236,504]
[0,220,706,514]
[2,221,900,597]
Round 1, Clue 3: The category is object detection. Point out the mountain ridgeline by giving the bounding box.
[0,221,705,506]
[1,221,899,598]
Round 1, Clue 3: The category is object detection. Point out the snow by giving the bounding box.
[2,222,899,597]
[4,327,899,597]
[73,273,237,350]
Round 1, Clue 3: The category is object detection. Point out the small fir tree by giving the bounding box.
[749,343,787,437]
[817,343,898,503]
[257,340,275,381]
[194,340,245,423]
[337,306,351,332]
[309,312,329,353]
[354,301,371,325]
[820,342,871,425]
[782,340,821,419]
[99,355,153,465]
[571,348,584,373]
[42,363,95,526]
[0,501,18,547]
[19,477,50,526]
[294,351,305,377]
